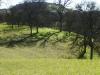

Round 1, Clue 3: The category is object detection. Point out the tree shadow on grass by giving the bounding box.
[39,31,60,47]
[0,31,62,47]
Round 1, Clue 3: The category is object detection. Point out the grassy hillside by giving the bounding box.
[0,23,99,59]
[0,23,100,75]
[0,23,76,59]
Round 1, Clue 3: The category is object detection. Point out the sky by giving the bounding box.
[0,0,100,9]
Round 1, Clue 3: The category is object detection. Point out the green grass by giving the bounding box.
[0,59,100,75]
[0,23,100,75]
[0,44,73,59]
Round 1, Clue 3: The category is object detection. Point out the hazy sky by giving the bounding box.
[0,0,100,9]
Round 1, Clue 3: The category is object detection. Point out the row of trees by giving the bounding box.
[0,0,100,59]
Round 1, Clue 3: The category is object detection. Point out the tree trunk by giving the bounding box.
[78,36,87,58]
[59,21,62,32]
[29,24,32,36]
[12,24,14,29]
[36,25,39,33]
[17,24,20,28]
[90,39,94,59]
[83,36,87,57]
[59,13,63,32]
[90,46,93,59]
